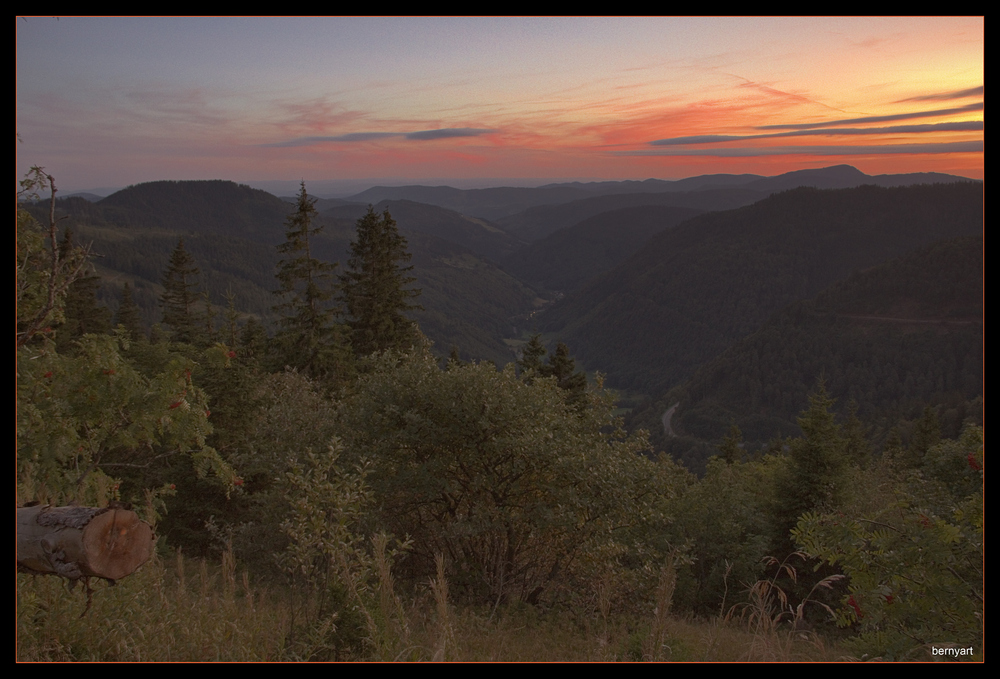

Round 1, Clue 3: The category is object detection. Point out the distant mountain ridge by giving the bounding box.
[343,165,976,223]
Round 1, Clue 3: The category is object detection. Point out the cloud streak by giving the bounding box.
[259,128,498,147]
[621,141,983,157]
[895,86,983,103]
[259,133,401,147]
[756,102,984,130]
[404,128,497,140]
[651,121,984,146]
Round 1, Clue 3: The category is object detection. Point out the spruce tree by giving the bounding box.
[517,334,547,377]
[541,342,588,407]
[339,206,422,357]
[719,422,744,464]
[160,238,202,345]
[272,182,350,381]
[54,228,112,353]
[773,381,847,553]
[116,282,145,341]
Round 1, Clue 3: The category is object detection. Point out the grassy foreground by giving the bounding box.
[18,548,850,662]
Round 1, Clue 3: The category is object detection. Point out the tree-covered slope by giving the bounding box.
[538,182,983,395]
[26,181,535,365]
[629,234,982,464]
[501,204,704,294]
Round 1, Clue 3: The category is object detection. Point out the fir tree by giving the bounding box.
[773,381,847,552]
[54,228,112,353]
[272,182,350,381]
[517,334,547,377]
[541,342,588,407]
[719,422,744,465]
[339,206,422,357]
[116,282,145,341]
[160,238,202,345]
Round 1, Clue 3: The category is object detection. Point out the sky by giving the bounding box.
[16,17,984,195]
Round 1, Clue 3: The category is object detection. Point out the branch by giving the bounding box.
[16,171,94,349]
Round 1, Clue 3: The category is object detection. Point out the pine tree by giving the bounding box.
[160,238,202,345]
[272,182,350,381]
[339,206,422,358]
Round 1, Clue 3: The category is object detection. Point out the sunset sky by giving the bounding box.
[16,17,983,195]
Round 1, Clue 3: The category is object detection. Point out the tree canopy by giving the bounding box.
[271,182,351,382]
[340,206,422,358]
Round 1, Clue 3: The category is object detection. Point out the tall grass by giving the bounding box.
[18,547,846,662]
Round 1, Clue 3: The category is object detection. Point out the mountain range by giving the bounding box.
[34,165,982,469]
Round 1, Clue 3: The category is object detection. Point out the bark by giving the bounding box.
[17,505,154,582]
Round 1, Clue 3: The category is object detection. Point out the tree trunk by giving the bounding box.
[17,505,154,582]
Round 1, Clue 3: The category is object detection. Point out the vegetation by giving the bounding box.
[17,168,982,661]
[340,206,422,357]
[271,183,351,383]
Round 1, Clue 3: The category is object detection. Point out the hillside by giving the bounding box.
[628,234,983,471]
[537,182,984,395]
[500,204,704,294]
[28,181,535,365]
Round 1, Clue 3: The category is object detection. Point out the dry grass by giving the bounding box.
[18,547,848,662]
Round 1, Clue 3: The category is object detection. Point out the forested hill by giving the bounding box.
[26,180,536,366]
[627,234,983,472]
[537,182,984,395]
[95,180,294,244]
[500,204,705,294]
[494,188,763,242]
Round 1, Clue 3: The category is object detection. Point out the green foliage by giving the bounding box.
[773,382,848,550]
[338,348,679,606]
[340,206,422,357]
[517,333,547,375]
[793,426,983,660]
[160,238,204,345]
[17,168,92,349]
[718,422,743,464]
[541,342,588,407]
[280,440,372,590]
[115,282,145,341]
[53,228,112,353]
[670,455,784,614]
[17,332,234,506]
[272,182,352,382]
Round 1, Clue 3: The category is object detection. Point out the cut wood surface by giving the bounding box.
[17,505,154,582]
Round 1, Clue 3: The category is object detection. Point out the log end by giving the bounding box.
[81,509,155,581]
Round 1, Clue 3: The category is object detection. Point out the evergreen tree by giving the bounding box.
[272,182,350,381]
[517,334,547,377]
[200,290,217,345]
[339,206,422,357]
[541,342,588,407]
[116,282,145,342]
[908,405,942,465]
[54,228,112,353]
[445,345,467,370]
[773,382,846,552]
[842,399,870,467]
[718,422,744,465]
[160,238,202,345]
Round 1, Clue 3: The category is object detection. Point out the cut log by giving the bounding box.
[17,505,154,582]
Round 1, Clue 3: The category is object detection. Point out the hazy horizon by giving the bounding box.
[17,17,983,193]
[51,164,983,202]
